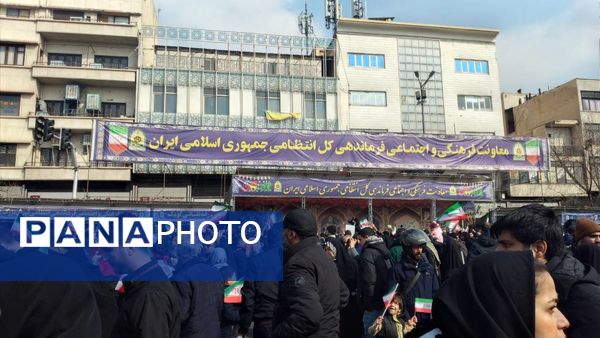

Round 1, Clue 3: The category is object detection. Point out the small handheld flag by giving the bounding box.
[381,283,399,316]
[414,297,433,314]
[224,280,244,304]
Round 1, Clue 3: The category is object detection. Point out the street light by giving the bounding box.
[414,70,436,134]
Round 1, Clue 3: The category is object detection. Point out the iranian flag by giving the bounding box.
[436,202,467,222]
[224,280,244,304]
[108,125,128,155]
[382,283,399,315]
[415,298,433,314]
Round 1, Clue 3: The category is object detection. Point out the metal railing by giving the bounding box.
[34,61,132,70]
[25,161,131,168]
[44,109,131,118]
[35,15,136,26]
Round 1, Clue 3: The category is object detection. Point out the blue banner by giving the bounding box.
[0,209,282,282]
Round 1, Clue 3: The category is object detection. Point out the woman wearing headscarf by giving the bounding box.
[573,243,600,273]
[432,251,569,338]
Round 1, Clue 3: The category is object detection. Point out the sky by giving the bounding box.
[156,0,599,93]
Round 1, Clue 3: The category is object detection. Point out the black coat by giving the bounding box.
[111,261,181,338]
[172,257,224,338]
[466,232,497,262]
[272,237,349,338]
[0,248,102,338]
[547,252,600,338]
[239,281,278,336]
[358,239,392,311]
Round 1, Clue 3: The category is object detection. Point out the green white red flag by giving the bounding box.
[415,297,433,314]
[382,283,399,315]
[224,280,244,304]
[436,202,466,222]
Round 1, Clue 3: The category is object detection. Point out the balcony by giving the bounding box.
[24,161,132,181]
[37,18,138,44]
[27,114,134,131]
[31,62,136,86]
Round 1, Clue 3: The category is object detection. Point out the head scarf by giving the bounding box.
[573,243,600,273]
[433,251,535,338]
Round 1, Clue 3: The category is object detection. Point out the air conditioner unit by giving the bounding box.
[86,94,101,110]
[49,60,65,66]
[65,85,79,100]
[89,63,103,69]
[82,134,91,146]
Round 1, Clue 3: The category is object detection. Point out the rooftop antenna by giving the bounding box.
[324,0,339,31]
[298,0,314,38]
[352,0,365,18]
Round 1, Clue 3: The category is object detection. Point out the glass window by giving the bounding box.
[52,10,84,21]
[377,55,384,68]
[7,8,30,18]
[349,91,386,106]
[0,94,20,116]
[455,59,489,74]
[153,86,177,113]
[0,44,25,65]
[304,93,326,119]
[101,102,126,117]
[458,95,493,111]
[256,91,280,116]
[204,88,229,115]
[45,100,64,116]
[0,144,17,166]
[94,55,128,69]
[348,53,384,69]
[48,53,82,67]
[348,54,355,67]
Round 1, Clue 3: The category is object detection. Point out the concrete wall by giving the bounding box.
[440,40,504,135]
[337,34,402,132]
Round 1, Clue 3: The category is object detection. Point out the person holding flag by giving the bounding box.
[368,284,417,338]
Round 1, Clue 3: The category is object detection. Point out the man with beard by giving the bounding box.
[392,228,440,337]
[102,247,181,338]
[272,209,349,338]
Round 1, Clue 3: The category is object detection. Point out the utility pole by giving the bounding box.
[414,70,436,134]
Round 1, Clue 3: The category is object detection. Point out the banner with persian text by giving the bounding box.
[93,121,550,171]
[232,175,494,201]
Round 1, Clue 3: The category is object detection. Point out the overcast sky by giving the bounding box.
[156,0,599,93]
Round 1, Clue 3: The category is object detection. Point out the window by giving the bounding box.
[204,58,216,71]
[349,91,387,106]
[0,44,25,65]
[581,91,600,111]
[153,86,177,113]
[6,8,30,18]
[505,108,515,134]
[94,55,128,69]
[0,94,20,116]
[97,14,130,24]
[585,123,600,143]
[204,88,229,115]
[304,93,326,119]
[101,102,126,117]
[52,10,84,21]
[40,148,70,166]
[48,53,82,67]
[45,100,64,115]
[455,59,489,74]
[348,53,385,69]
[0,144,17,166]
[256,91,280,117]
[82,134,91,155]
[458,95,493,111]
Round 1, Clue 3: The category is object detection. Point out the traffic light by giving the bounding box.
[60,129,72,150]
[34,117,46,142]
[43,119,55,142]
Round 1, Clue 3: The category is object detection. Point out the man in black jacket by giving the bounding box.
[171,243,223,338]
[103,247,181,338]
[272,209,349,338]
[493,204,600,338]
[239,281,279,338]
[357,227,392,338]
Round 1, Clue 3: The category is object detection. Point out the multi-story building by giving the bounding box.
[336,17,504,136]
[501,78,600,206]
[0,0,156,199]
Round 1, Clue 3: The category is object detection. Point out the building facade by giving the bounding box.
[336,18,504,136]
[0,0,156,199]
[501,78,600,205]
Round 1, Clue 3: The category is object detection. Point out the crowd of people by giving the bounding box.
[0,204,599,338]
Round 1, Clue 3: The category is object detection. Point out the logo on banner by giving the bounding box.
[130,129,146,152]
[526,140,541,165]
[513,143,525,161]
[108,125,129,155]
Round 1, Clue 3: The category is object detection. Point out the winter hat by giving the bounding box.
[283,209,317,238]
[575,218,600,242]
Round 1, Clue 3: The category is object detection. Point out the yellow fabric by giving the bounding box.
[265,111,301,121]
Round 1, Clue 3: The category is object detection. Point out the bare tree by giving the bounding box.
[550,127,600,206]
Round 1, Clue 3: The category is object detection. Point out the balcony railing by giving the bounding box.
[43,109,131,118]
[35,15,136,26]
[25,161,132,168]
[34,61,132,70]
